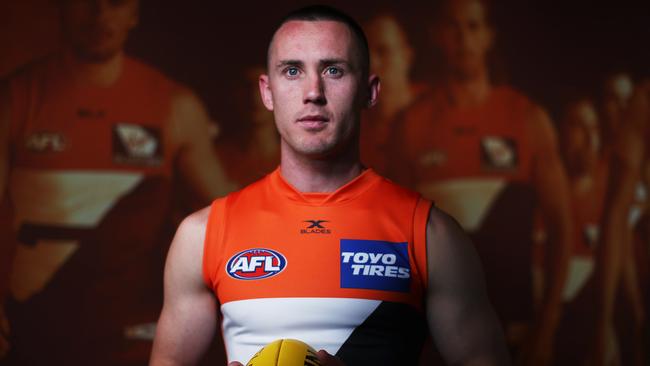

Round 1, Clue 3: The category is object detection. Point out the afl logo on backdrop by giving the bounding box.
[226,248,287,280]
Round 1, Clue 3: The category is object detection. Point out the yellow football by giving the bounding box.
[246,339,322,366]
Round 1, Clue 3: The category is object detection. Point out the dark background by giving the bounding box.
[3,1,649,125]
[124,0,650,127]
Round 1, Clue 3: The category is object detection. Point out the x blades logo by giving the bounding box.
[301,220,331,234]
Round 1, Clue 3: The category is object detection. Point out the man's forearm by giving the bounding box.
[596,162,638,330]
[537,222,571,337]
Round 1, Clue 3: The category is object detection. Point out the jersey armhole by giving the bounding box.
[202,197,228,290]
[412,197,433,291]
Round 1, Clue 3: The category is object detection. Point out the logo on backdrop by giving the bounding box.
[480,136,518,170]
[25,132,67,153]
[113,123,162,166]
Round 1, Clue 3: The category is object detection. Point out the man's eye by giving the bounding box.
[325,67,341,76]
[286,67,299,77]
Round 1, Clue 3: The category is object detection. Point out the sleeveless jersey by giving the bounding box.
[360,83,429,176]
[203,168,432,365]
[7,55,178,364]
[391,85,537,324]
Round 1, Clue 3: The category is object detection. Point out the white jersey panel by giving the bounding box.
[10,168,142,227]
[220,297,381,363]
[417,178,507,231]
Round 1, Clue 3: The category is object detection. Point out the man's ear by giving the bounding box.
[366,74,381,108]
[259,74,274,111]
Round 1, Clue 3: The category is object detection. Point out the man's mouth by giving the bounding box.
[297,115,330,130]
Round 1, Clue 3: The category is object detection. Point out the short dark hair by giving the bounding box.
[266,5,370,76]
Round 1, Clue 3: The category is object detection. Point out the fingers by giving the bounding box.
[316,350,345,366]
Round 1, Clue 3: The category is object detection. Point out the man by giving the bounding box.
[151,5,509,366]
[389,0,572,364]
[542,98,610,365]
[596,72,646,366]
[0,0,234,364]
[359,13,427,175]
[592,80,650,366]
[601,72,635,155]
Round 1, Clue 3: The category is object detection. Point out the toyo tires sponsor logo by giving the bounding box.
[340,239,411,293]
[226,248,287,280]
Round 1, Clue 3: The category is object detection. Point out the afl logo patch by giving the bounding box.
[226,248,287,280]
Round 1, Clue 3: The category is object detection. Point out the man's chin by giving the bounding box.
[74,46,121,63]
[288,141,335,159]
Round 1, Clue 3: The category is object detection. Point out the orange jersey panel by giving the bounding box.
[202,168,432,363]
[390,85,535,187]
[203,168,431,309]
[9,55,177,176]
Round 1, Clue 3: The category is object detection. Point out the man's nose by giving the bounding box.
[303,73,326,105]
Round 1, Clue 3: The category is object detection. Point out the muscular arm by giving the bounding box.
[527,106,572,361]
[426,206,510,366]
[169,88,237,204]
[150,207,219,366]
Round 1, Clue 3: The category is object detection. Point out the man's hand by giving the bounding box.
[226,350,345,366]
[316,350,345,365]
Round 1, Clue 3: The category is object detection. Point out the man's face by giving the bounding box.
[260,20,378,158]
[366,15,412,88]
[602,73,634,134]
[561,100,600,177]
[61,0,139,62]
[433,0,493,79]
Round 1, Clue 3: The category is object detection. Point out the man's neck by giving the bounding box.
[279,142,364,193]
[444,68,491,108]
[62,50,125,87]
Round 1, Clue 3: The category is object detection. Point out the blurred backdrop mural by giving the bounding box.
[0,0,648,365]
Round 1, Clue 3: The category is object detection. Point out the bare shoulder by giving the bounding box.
[176,205,212,243]
[524,103,559,157]
[425,205,486,296]
[169,205,213,263]
[163,205,216,295]
[171,85,205,112]
[425,206,475,259]
[426,205,463,237]
[167,85,217,145]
